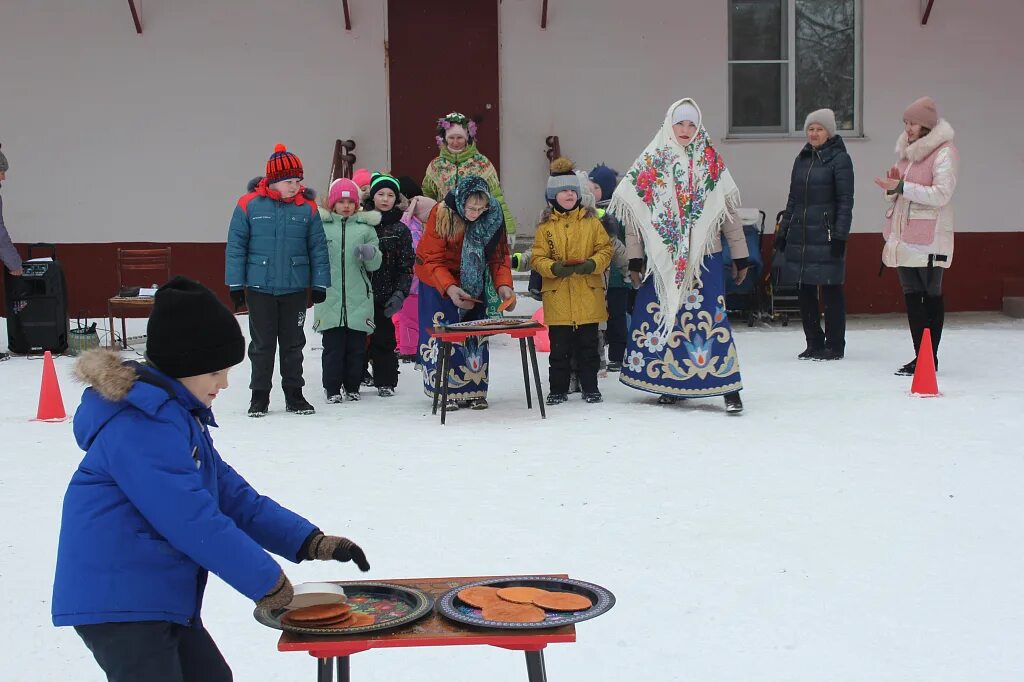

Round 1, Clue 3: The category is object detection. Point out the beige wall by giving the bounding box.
[499,0,1024,236]
[1,0,1022,245]
[0,0,388,243]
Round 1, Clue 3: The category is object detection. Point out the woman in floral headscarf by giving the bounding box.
[422,112,517,240]
[609,98,750,414]
[415,176,514,410]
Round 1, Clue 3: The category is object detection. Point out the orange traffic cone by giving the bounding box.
[35,351,68,421]
[910,328,940,397]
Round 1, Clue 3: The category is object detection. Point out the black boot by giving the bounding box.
[248,390,270,418]
[724,391,743,414]
[284,388,315,415]
[925,295,944,366]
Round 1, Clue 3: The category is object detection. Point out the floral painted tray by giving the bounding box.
[437,576,615,630]
[440,317,541,331]
[254,582,433,636]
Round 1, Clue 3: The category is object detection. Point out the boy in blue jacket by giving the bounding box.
[225,143,330,417]
[53,277,369,682]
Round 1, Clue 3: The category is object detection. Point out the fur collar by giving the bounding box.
[896,119,955,163]
[74,349,141,402]
[322,208,381,227]
[538,205,598,224]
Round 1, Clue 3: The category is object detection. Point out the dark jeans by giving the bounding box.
[322,326,368,395]
[898,266,944,296]
[246,289,307,391]
[549,324,600,394]
[606,287,630,364]
[798,284,846,351]
[368,303,399,388]
[75,621,232,682]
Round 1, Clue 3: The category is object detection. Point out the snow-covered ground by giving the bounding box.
[2,306,1023,681]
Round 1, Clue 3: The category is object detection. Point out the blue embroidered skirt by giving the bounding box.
[619,251,743,398]
[418,283,490,399]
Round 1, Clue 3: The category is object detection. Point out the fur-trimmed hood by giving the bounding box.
[319,206,381,227]
[74,348,142,402]
[247,176,316,201]
[896,119,955,163]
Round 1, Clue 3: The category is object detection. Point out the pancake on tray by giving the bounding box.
[458,586,505,609]
[481,601,546,623]
[531,591,593,612]
[495,587,552,604]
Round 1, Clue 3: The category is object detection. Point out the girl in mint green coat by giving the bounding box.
[313,178,383,402]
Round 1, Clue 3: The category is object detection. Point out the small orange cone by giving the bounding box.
[35,351,68,421]
[910,328,940,397]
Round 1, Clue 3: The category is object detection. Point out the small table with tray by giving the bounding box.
[256,574,615,682]
[429,318,547,425]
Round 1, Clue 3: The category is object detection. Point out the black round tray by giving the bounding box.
[438,576,615,630]
[254,581,433,636]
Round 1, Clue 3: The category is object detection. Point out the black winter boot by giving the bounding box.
[248,390,270,418]
[284,388,315,415]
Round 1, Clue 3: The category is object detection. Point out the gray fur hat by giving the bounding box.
[803,109,837,137]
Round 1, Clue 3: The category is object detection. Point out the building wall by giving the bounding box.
[1,0,1022,317]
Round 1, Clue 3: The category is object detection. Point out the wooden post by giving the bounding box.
[544,135,561,163]
[329,139,357,184]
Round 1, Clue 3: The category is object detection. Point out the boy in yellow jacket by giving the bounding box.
[531,158,613,405]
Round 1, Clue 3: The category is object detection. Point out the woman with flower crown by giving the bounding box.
[609,98,750,414]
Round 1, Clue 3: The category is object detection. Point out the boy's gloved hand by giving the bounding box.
[256,571,294,610]
[355,244,377,261]
[551,262,575,278]
[229,289,246,312]
[311,288,327,304]
[304,532,371,572]
[383,292,405,317]
[511,253,523,270]
[573,259,597,275]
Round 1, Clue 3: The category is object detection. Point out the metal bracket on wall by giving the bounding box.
[920,0,935,25]
[342,0,352,30]
[330,139,357,183]
[544,135,561,163]
[128,0,142,34]
[541,0,549,29]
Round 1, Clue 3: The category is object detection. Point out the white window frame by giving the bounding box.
[727,0,863,139]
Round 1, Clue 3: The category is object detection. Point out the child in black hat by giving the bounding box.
[53,276,370,682]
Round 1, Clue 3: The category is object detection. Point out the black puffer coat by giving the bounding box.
[367,206,415,305]
[779,134,854,286]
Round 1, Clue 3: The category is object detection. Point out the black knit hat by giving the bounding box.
[398,175,422,199]
[146,276,245,378]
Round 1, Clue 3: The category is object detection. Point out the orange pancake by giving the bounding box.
[344,612,376,627]
[482,601,546,623]
[458,586,504,609]
[496,587,552,604]
[531,591,593,612]
[282,603,351,625]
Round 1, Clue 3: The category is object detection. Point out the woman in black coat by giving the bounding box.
[777,108,854,360]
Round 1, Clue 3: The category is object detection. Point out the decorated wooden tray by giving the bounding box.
[437,576,615,630]
[254,582,433,636]
[439,317,542,331]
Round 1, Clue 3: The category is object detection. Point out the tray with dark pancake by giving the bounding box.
[438,576,614,630]
[255,582,433,636]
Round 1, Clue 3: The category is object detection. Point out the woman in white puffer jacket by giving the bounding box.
[874,96,959,376]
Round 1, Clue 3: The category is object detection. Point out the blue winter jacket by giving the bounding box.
[225,178,331,295]
[52,352,317,627]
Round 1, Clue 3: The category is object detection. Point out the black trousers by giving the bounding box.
[549,324,600,394]
[368,303,399,388]
[797,284,846,351]
[75,621,232,682]
[246,289,307,391]
[321,326,368,394]
[605,287,630,365]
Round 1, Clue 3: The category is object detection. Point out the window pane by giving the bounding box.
[730,63,786,130]
[730,0,785,60]
[795,0,856,130]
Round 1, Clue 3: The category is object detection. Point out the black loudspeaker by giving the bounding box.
[5,243,69,354]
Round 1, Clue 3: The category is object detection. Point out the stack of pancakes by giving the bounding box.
[457,586,593,623]
[280,602,376,629]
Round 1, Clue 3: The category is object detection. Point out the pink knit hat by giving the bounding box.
[352,168,372,188]
[327,178,361,208]
[903,97,938,129]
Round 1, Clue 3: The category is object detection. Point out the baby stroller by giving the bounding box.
[766,210,800,325]
[720,209,766,327]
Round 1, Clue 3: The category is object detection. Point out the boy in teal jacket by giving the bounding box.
[313,178,382,402]
[225,143,329,417]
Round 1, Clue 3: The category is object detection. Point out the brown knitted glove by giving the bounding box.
[256,571,294,610]
[305,532,371,572]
